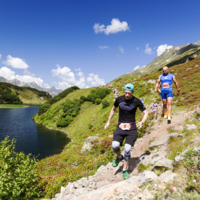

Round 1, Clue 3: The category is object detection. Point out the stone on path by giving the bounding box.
[158,170,178,183]
[139,171,159,187]
[186,124,197,130]
[149,133,179,148]
[152,158,173,170]
[76,181,144,200]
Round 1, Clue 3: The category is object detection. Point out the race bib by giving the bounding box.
[119,123,131,130]
[163,83,169,88]
[153,107,156,110]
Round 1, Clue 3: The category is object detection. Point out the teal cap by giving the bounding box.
[124,83,134,91]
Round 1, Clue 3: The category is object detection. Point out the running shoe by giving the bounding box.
[168,116,171,124]
[122,170,129,180]
[112,155,124,167]
[164,115,167,119]
[161,114,164,117]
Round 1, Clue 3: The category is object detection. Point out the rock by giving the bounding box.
[124,176,140,187]
[139,171,159,187]
[186,124,197,130]
[149,133,179,148]
[139,155,151,165]
[40,96,44,101]
[96,179,110,188]
[81,136,101,152]
[76,181,141,200]
[152,158,173,170]
[173,125,184,132]
[147,79,156,84]
[149,156,162,165]
[97,165,107,173]
[158,170,178,183]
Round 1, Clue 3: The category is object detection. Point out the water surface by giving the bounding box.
[0,105,70,159]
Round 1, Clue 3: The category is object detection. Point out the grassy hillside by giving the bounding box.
[119,46,200,78]
[33,56,200,198]
[0,82,52,105]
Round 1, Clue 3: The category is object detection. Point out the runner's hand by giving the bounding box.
[154,89,157,93]
[104,122,110,130]
[136,121,143,129]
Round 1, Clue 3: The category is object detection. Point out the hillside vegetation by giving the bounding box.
[0,82,51,105]
[120,42,200,78]
[31,56,200,198]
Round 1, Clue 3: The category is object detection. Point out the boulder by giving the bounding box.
[147,79,156,84]
[81,136,101,152]
[40,96,44,101]
[186,124,197,131]
[76,181,141,200]
[149,156,162,165]
[158,170,178,183]
[152,158,173,170]
[139,171,159,187]
[173,125,184,132]
[149,133,179,148]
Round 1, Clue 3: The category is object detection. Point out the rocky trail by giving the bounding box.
[50,109,198,200]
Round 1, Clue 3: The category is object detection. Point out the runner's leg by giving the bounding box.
[167,97,173,118]
[123,143,132,170]
[112,141,121,157]
[163,99,167,117]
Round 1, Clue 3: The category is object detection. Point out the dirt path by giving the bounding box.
[94,113,187,184]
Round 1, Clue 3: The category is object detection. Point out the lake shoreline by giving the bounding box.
[32,118,70,136]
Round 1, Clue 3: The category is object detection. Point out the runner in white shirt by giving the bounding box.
[151,99,158,119]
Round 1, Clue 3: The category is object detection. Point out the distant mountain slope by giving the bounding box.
[0,82,52,105]
[119,40,200,78]
[0,77,62,97]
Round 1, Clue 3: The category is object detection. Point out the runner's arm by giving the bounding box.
[104,106,116,130]
[137,109,148,129]
[173,76,180,93]
[154,76,161,92]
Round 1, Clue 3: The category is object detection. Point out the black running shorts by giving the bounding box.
[113,123,138,146]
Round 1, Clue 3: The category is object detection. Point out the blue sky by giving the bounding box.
[0,0,200,89]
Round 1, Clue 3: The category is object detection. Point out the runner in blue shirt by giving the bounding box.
[155,66,180,123]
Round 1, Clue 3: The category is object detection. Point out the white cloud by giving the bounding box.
[51,64,85,89]
[0,66,16,80]
[85,86,89,88]
[23,69,35,76]
[157,44,173,56]
[0,54,2,59]
[134,65,140,71]
[0,66,43,86]
[43,83,50,88]
[99,46,110,50]
[119,46,125,54]
[144,44,152,55]
[93,18,130,35]
[87,73,105,86]
[75,68,81,71]
[136,47,139,50]
[142,65,146,68]
[3,55,29,69]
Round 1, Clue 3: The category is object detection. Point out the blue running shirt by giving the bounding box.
[160,73,174,91]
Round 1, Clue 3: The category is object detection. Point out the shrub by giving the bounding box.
[56,116,73,127]
[95,98,102,105]
[0,137,42,199]
[80,96,87,102]
[87,88,111,104]
[88,124,93,129]
[38,104,51,116]
[102,100,110,109]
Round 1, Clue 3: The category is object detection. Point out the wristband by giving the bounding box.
[142,121,144,125]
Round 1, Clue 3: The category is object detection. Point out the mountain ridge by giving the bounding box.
[118,40,200,79]
[0,77,62,97]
